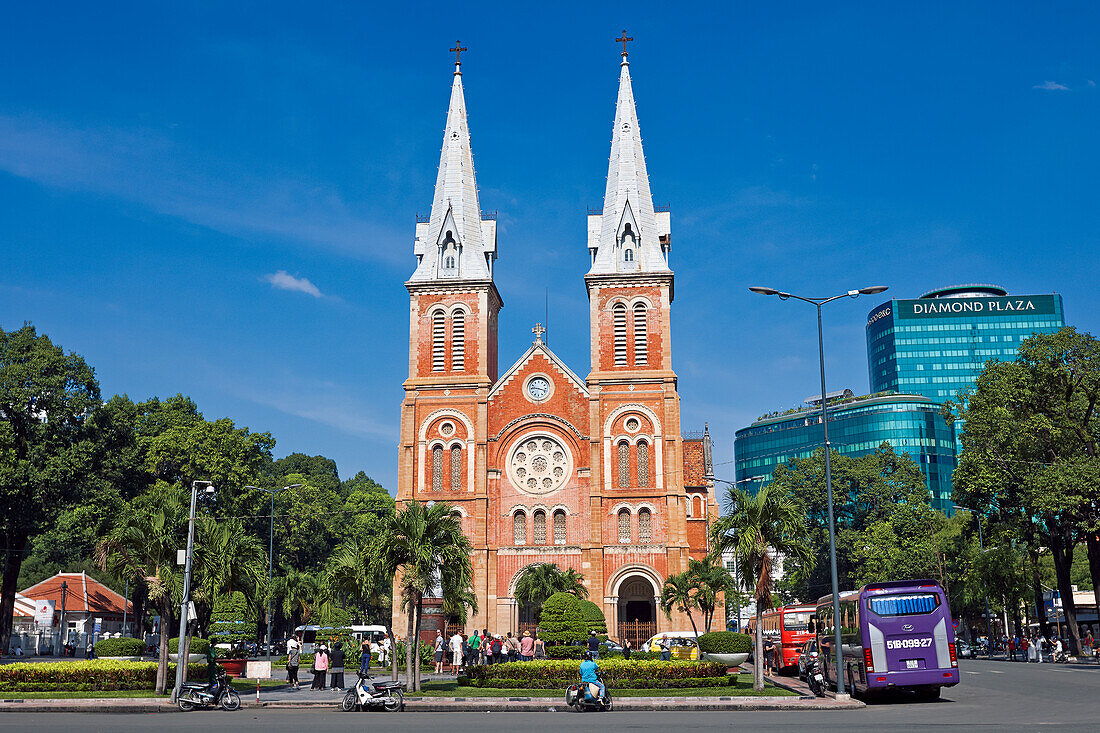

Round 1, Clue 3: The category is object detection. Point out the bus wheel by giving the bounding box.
[918,687,941,701]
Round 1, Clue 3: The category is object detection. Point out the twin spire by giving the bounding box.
[411,35,669,284]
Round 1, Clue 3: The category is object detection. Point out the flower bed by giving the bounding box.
[0,660,211,691]
[459,659,729,689]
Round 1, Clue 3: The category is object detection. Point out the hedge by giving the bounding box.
[168,637,211,655]
[546,646,586,659]
[94,637,146,657]
[0,661,212,691]
[605,650,661,661]
[459,659,727,687]
[459,675,738,690]
[697,631,752,655]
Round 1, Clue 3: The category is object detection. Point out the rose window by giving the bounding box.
[508,434,571,495]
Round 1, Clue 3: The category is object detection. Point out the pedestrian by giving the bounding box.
[534,633,546,660]
[520,630,534,661]
[434,632,445,674]
[1053,636,1064,662]
[623,637,632,660]
[481,628,490,664]
[469,628,481,666]
[329,641,345,691]
[360,637,372,676]
[491,634,503,664]
[587,630,600,660]
[286,636,301,688]
[1009,635,1017,662]
[763,636,776,675]
[449,629,463,673]
[505,631,519,663]
[311,644,329,690]
[659,635,671,662]
[1036,635,1046,663]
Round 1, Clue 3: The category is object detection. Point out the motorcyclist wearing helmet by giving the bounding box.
[579,651,605,702]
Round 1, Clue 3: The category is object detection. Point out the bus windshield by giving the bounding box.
[783,611,813,631]
[867,593,939,616]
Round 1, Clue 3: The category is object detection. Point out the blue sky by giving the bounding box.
[2,1,1097,491]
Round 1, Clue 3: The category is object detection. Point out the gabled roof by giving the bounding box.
[19,572,132,615]
[489,337,588,399]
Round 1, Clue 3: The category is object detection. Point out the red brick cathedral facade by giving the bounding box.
[394,49,716,639]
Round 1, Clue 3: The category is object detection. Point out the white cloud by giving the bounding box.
[263,270,322,298]
[1033,81,1070,91]
[1088,80,1097,88]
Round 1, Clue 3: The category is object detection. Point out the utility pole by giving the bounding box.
[171,480,213,703]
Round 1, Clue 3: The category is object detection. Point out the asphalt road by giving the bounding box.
[0,658,1096,731]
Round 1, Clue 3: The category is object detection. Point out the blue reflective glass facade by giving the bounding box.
[734,395,957,513]
[866,291,1065,403]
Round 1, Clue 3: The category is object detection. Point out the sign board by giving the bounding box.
[177,549,187,566]
[895,294,1059,320]
[34,600,55,627]
[246,660,272,679]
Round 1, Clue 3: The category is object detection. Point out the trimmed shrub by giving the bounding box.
[168,637,211,655]
[94,637,146,657]
[459,675,737,690]
[603,650,662,661]
[577,600,607,636]
[697,631,752,655]
[461,659,727,688]
[539,592,587,645]
[546,645,586,659]
[209,591,257,644]
[0,660,211,691]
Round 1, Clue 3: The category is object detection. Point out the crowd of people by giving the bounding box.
[435,629,545,673]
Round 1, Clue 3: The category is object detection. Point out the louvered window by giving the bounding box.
[432,446,443,491]
[533,510,547,544]
[553,510,566,545]
[618,442,630,487]
[633,303,648,365]
[451,311,465,371]
[513,512,527,545]
[639,508,652,543]
[431,311,446,372]
[618,509,631,544]
[450,446,462,490]
[613,303,627,366]
[637,441,650,487]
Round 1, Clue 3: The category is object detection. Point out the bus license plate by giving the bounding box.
[906,659,918,669]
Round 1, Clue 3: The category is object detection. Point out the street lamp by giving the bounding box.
[954,504,994,656]
[705,475,763,633]
[247,484,303,665]
[172,480,215,703]
[750,284,888,698]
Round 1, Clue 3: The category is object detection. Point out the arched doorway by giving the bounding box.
[616,575,658,647]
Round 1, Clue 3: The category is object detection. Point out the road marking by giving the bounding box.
[964,671,980,675]
[988,670,1004,674]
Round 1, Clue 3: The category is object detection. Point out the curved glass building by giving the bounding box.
[734,393,957,512]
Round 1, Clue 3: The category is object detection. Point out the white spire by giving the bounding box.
[410,57,496,283]
[587,53,670,276]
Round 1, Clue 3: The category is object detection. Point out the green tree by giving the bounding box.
[326,538,397,678]
[687,556,733,634]
[210,591,257,646]
[191,517,267,636]
[659,571,701,637]
[0,325,102,652]
[710,483,812,692]
[538,591,588,644]
[513,563,588,620]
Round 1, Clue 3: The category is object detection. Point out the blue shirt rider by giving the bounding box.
[579,652,605,701]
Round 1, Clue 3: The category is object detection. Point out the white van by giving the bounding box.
[293,624,388,654]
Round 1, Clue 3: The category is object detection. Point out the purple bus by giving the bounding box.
[816,579,960,699]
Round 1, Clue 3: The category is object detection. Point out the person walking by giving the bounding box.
[533,633,546,660]
[311,644,329,690]
[1008,635,1017,662]
[449,630,463,673]
[433,632,445,674]
[360,637,373,676]
[623,637,632,660]
[587,631,601,660]
[329,641,345,691]
[286,636,301,688]
[520,630,535,661]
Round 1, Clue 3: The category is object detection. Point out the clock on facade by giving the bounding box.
[527,376,551,401]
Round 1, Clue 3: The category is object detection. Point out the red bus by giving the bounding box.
[746,604,816,672]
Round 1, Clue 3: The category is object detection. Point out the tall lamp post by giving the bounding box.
[247,484,302,665]
[749,284,888,697]
[954,504,994,656]
[704,475,763,633]
[172,480,215,703]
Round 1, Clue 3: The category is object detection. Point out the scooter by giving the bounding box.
[178,668,242,711]
[341,671,405,712]
[806,658,826,698]
[565,679,613,712]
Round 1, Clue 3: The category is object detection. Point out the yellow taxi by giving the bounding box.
[642,632,700,660]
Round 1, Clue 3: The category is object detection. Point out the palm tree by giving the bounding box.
[687,556,733,634]
[326,538,399,679]
[96,487,187,695]
[513,563,588,621]
[378,501,473,692]
[710,483,812,691]
[271,568,323,631]
[659,571,701,637]
[191,517,267,652]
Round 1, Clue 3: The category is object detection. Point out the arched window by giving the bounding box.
[633,303,648,365]
[617,509,631,544]
[432,446,443,491]
[553,510,567,545]
[692,495,704,517]
[638,508,652,543]
[624,248,634,262]
[451,310,465,371]
[450,445,462,490]
[431,310,446,372]
[618,441,630,487]
[441,231,458,276]
[513,511,527,545]
[637,440,650,487]
[533,510,547,545]
[619,224,636,271]
[613,303,627,366]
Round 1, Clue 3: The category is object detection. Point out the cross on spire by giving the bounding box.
[532,323,546,342]
[615,30,634,57]
[450,40,468,73]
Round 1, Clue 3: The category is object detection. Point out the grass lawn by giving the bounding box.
[0,690,169,699]
[412,675,796,698]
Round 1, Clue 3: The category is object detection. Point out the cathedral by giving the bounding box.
[393,40,716,642]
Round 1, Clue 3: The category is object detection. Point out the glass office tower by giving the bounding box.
[866,285,1065,402]
[734,393,957,513]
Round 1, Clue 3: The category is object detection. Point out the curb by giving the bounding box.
[0,699,176,714]
[258,695,863,712]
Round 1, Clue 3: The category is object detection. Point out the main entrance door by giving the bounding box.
[617,576,657,647]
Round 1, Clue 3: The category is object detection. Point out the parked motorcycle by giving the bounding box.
[806,657,826,698]
[177,668,242,711]
[341,671,405,712]
[565,680,613,712]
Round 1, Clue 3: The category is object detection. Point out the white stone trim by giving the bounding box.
[606,563,664,598]
[417,408,476,494]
